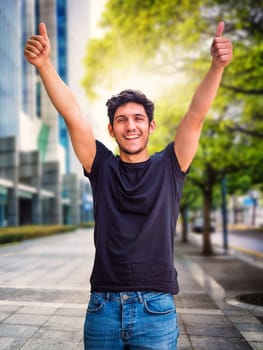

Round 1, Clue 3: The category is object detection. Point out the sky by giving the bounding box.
[67,0,112,151]
[67,0,115,173]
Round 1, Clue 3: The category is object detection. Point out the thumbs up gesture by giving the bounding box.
[210,21,233,68]
[24,23,51,68]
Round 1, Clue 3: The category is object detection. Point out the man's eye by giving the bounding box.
[117,117,126,122]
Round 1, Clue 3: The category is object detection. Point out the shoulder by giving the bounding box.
[152,142,189,177]
[83,140,116,178]
[151,142,176,164]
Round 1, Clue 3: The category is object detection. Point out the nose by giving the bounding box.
[127,117,136,131]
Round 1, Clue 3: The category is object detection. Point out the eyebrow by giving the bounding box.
[115,113,146,118]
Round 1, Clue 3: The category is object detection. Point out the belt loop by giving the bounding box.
[106,292,111,301]
[137,292,143,303]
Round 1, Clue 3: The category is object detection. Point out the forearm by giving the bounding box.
[188,62,224,122]
[38,59,81,123]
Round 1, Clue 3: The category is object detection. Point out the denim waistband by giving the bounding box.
[92,291,171,303]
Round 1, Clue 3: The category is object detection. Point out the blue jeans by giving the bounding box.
[84,291,179,349]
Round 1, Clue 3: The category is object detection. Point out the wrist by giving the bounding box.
[37,58,53,73]
[210,61,225,74]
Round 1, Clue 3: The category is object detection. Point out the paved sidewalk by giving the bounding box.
[0,228,262,349]
[174,235,263,350]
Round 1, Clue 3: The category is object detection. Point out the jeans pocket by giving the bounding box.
[87,293,105,313]
[144,293,175,315]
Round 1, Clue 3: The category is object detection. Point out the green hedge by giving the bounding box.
[0,225,77,245]
[79,221,95,228]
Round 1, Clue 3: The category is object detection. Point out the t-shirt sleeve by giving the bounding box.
[83,140,112,180]
[163,142,189,202]
[165,142,190,179]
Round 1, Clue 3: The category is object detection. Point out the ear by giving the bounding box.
[108,123,115,137]
[149,119,156,134]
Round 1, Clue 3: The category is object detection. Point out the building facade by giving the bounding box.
[0,0,93,227]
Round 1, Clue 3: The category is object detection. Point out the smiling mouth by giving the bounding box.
[124,135,140,140]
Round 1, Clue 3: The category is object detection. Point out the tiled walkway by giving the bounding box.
[0,229,262,349]
[175,237,263,350]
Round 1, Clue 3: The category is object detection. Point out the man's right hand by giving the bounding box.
[24,23,50,68]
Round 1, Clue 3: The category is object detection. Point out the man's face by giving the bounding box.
[108,102,155,162]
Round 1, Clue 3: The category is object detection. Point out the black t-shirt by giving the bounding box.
[84,140,187,294]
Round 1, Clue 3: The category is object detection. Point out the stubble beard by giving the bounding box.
[117,136,149,156]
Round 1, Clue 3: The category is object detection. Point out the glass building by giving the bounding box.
[0,0,93,226]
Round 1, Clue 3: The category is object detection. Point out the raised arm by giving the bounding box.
[174,21,233,172]
[24,23,96,173]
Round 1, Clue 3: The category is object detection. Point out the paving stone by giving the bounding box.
[190,335,253,350]
[54,307,86,317]
[44,315,84,330]
[31,327,82,343]
[241,331,263,342]
[17,305,57,315]
[0,337,28,350]
[0,304,21,313]
[181,313,231,326]
[0,324,39,338]
[175,292,218,309]
[186,324,242,338]
[228,315,262,324]
[178,308,223,315]
[3,313,50,326]
[248,341,263,350]
[76,341,84,350]
[178,314,187,335]
[222,308,253,316]
[0,287,89,304]
[20,339,81,350]
[0,312,10,322]
[234,322,263,332]
[177,334,193,350]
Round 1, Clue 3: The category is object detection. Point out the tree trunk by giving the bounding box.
[180,206,188,243]
[202,189,213,255]
[232,196,239,224]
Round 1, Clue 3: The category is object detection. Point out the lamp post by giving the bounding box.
[221,175,228,252]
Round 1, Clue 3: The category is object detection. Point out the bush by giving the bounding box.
[79,221,95,228]
[0,225,77,245]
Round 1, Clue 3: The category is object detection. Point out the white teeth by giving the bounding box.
[125,135,139,140]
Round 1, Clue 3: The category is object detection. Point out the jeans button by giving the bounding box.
[122,294,129,301]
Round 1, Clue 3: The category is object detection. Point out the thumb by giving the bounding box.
[215,21,225,37]
[39,22,48,39]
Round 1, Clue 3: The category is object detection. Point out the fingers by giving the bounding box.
[211,39,233,66]
[24,22,49,60]
[212,41,232,57]
[24,22,50,67]
[24,35,47,58]
[212,40,232,55]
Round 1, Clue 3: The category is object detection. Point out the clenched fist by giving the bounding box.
[210,21,233,69]
[24,23,50,69]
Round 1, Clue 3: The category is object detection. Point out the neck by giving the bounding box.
[120,149,150,163]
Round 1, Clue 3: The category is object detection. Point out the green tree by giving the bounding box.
[82,0,263,254]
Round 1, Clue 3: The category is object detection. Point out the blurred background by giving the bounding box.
[0,0,262,256]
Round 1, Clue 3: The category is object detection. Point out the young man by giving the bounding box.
[24,21,232,349]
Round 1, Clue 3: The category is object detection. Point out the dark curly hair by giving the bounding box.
[106,89,155,125]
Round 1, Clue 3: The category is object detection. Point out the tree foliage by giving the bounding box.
[82,0,263,253]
